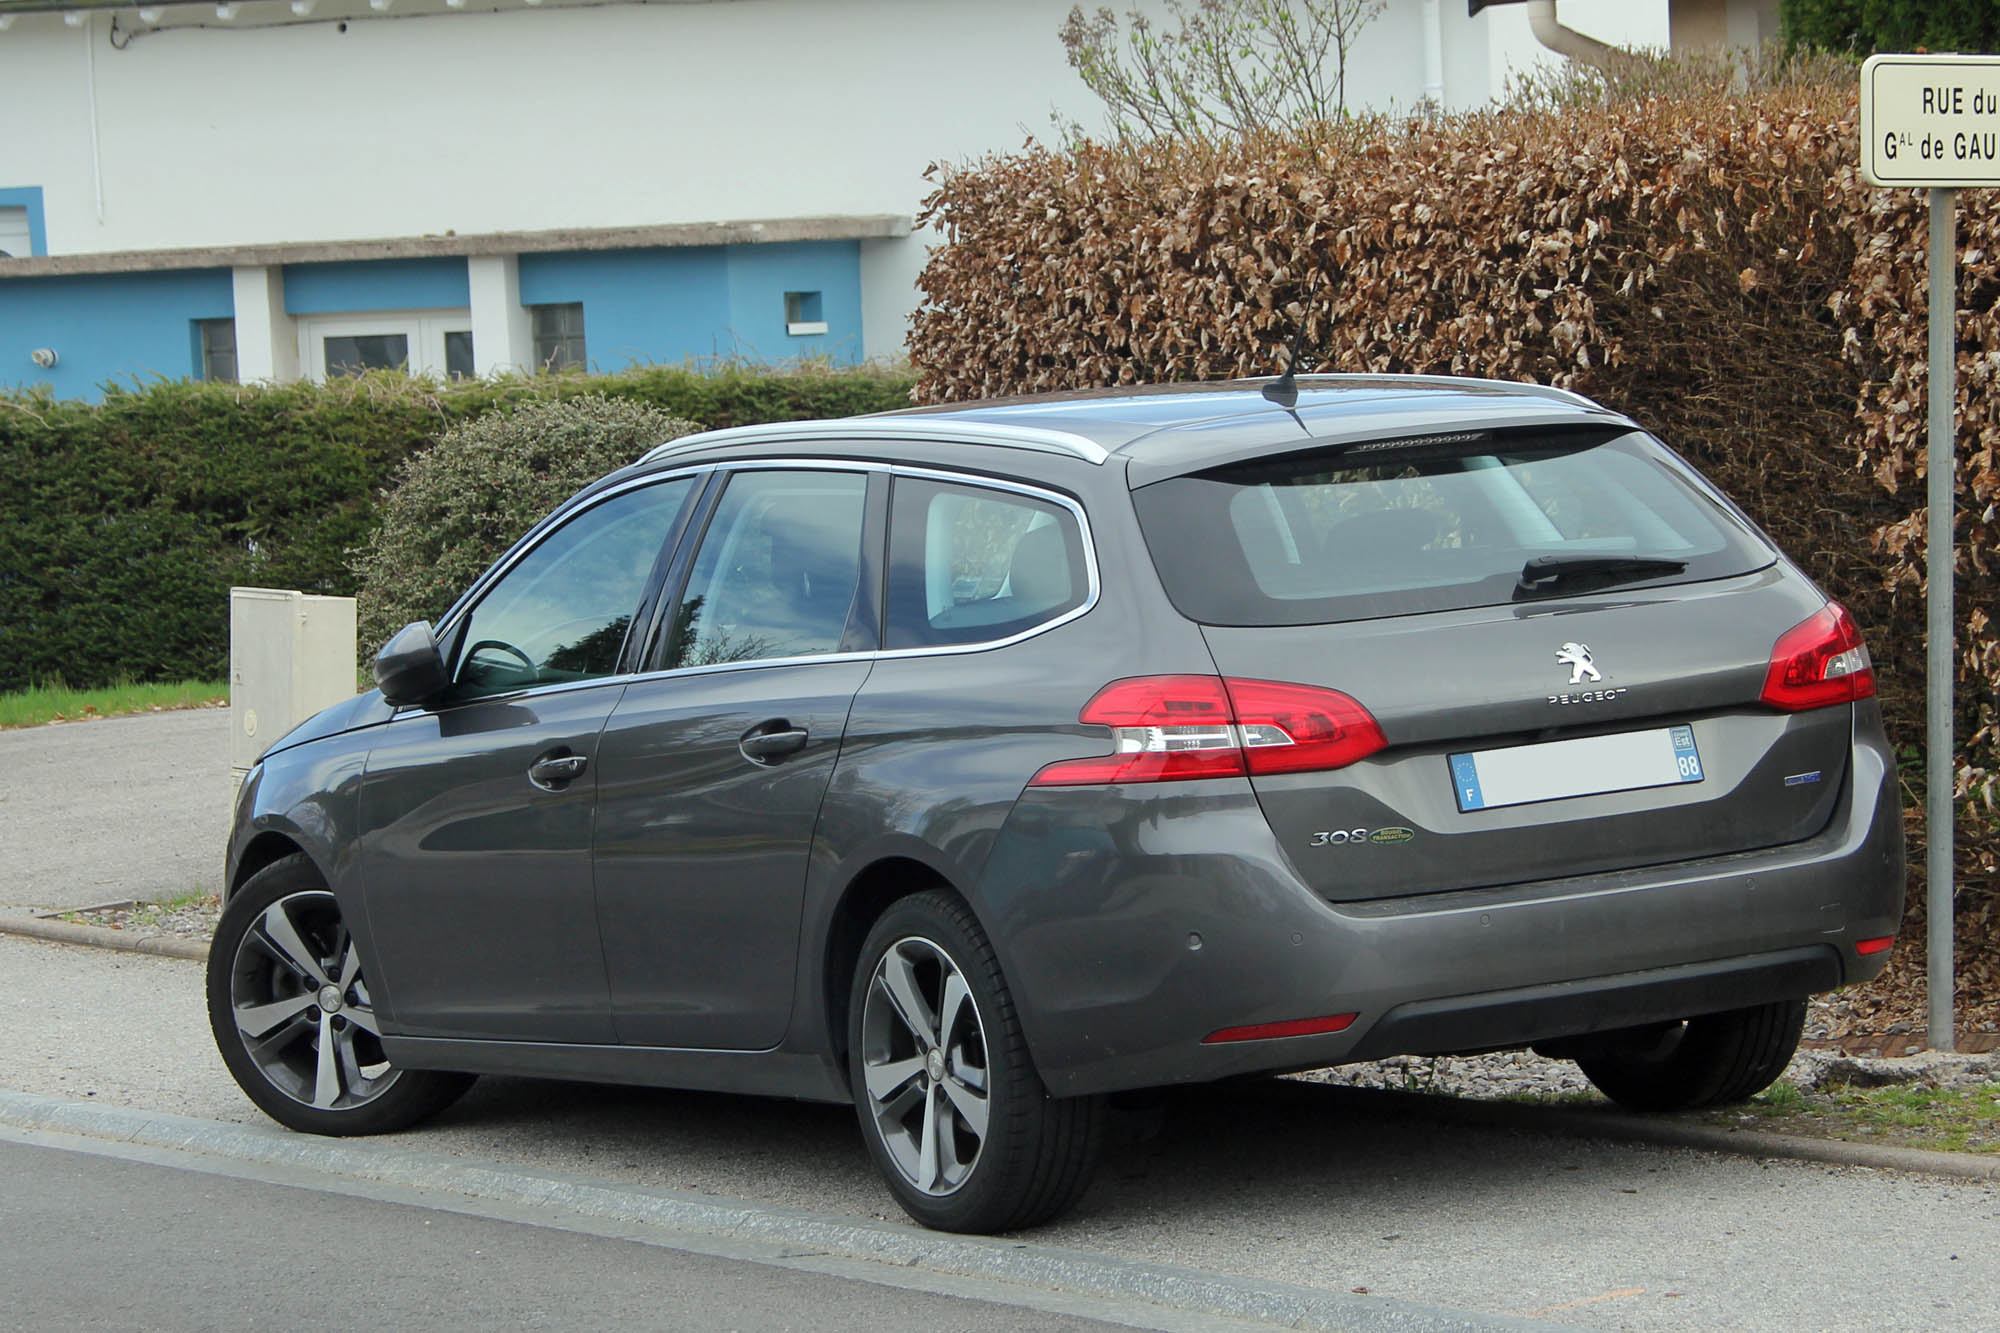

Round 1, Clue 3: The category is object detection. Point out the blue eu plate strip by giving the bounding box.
[1450,753,1487,811]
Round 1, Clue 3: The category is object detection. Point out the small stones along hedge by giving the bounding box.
[0,364,914,695]
[353,396,700,653]
[909,80,1998,1010]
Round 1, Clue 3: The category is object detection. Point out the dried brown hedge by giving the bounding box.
[910,83,2000,1025]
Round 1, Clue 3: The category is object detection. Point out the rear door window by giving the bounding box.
[886,476,1089,650]
[660,469,870,669]
[1132,430,1772,626]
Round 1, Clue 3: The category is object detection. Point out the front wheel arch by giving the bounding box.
[228,830,308,901]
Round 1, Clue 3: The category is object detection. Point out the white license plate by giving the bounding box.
[1449,725,1704,813]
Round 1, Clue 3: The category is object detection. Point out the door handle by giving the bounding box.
[527,750,589,791]
[739,722,809,765]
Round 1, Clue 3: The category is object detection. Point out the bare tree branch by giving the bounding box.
[1060,0,1384,141]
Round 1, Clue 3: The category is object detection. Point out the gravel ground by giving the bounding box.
[52,895,221,941]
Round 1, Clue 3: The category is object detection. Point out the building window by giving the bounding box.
[297,311,470,382]
[324,333,410,377]
[531,303,586,370]
[0,206,29,259]
[784,290,827,336]
[445,329,475,380]
[198,318,238,383]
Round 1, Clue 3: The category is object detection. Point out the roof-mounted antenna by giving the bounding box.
[1261,273,1325,410]
[1261,318,1313,410]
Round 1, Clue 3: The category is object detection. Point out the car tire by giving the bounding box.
[847,890,1102,1233]
[207,853,474,1136]
[1575,999,1807,1112]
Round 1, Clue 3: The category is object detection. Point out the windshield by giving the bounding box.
[1131,429,1773,626]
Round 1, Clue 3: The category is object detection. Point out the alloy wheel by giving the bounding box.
[858,935,992,1196]
[226,889,400,1112]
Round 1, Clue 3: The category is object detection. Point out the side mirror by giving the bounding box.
[374,621,447,706]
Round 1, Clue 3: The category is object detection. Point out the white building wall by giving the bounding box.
[2,0,1678,360]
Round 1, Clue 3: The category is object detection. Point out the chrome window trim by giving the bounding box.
[640,418,1110,467]
[400,462,1101,715]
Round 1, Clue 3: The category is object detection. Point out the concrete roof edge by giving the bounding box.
[0,214,914,279]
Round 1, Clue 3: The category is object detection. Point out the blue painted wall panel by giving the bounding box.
[520,241,861,370]
[726,241,862,364]
[0,268,233,400]
[519,247,730,370]
[282,257,470,314]
[2,240,865,401]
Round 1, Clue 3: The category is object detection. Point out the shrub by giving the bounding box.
[0,364,913,693]
[353,396,700,652]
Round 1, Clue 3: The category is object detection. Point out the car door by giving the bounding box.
[593,465,881,1050]
[358,474,699,1043]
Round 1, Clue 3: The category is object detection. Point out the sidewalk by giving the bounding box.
[0,708,232,913]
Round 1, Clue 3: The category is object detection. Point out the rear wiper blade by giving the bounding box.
[1517,554,1687,592]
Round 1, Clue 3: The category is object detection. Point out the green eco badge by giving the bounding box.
[1369,827,1416,846]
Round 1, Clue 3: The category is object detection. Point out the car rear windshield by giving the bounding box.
[1130,428,1774,627]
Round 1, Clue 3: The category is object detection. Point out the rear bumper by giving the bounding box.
[1342,945,1839,1061]
[978,712,1904,1098]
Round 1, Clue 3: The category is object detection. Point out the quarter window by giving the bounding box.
[663,470,869,670]
[885,478,1087,650]
[450,478,693,700]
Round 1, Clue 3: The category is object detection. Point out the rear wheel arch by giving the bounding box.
[823,856,972,1066]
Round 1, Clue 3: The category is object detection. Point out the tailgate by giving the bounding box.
[1201,572,1852,902]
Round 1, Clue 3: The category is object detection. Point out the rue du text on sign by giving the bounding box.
[1862,53,2000,187]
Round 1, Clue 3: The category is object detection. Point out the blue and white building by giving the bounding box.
[0,0,1760,400]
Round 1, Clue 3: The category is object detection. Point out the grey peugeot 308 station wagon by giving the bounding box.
[210,377,1905,1232]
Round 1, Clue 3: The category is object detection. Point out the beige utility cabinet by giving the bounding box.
[229,587,359,790]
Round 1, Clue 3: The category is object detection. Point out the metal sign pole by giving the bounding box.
[1860,52,1991,1053]
[1926,186,1957,1053]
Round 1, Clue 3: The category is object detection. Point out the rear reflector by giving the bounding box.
[1761,603,1876,712]
[1855,935,1895,956]
[1028,675,1385,786]
[1203,1013,1358,1044]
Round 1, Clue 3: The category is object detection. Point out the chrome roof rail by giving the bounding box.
[640,417,1110,466]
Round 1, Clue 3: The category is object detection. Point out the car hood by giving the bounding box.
[259,690,397,761]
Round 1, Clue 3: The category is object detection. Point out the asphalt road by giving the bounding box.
[0,708,232,912]
[3,934,1997,1331]
[0,1135,1145,1332]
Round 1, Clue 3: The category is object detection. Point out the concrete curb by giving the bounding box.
[0,914,207,963]
[0,1091,1538,1333]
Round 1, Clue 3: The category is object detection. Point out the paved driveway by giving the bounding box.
[0,708,232,912]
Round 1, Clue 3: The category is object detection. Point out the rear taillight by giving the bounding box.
[1028,675,1386,786]
[1760,603,1876,712]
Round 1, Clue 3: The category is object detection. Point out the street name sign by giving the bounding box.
[1862,53,2000,187]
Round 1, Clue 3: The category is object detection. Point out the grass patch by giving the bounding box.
[1491,1075,1999,1155]
[1701,1079,2000,1154]
[0,678,227,730]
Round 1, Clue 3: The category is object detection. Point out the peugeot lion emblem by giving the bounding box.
[1556,642,1600,684]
